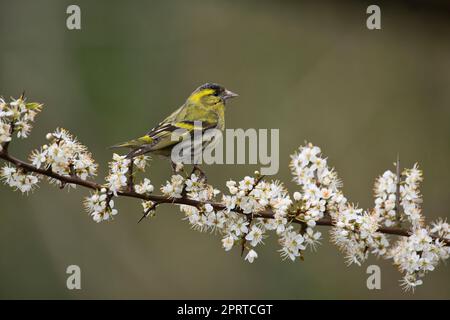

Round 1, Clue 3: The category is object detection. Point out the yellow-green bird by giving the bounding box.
[111,83,238,169]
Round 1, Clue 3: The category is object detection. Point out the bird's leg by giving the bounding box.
[193,165,207,183]
[170,161,177,175]
[180,165,196,198]
[127,157,135,192]
[171,161,187,175]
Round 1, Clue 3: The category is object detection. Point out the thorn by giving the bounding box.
[138,203,158,223]
[240,238,246,257]
[137,214,147,224]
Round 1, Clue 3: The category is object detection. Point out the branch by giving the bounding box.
[1,149,447,246]
[1,95,449,293]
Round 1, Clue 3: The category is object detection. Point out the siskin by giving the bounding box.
[111,83,238,172]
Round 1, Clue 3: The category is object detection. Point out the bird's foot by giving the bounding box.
[193,165,207,183]
[171,161,186,175]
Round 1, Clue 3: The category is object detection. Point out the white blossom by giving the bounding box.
[390,228,449,291]
[226,180,238,195]
[1,164,39,193]
[431,219,450,240]
[373,170,398,227]
[204,203,214,213]
[245,225,264,247]
[264,212,287,235]
[84,188,118,222]
[229,216,249,237]
[142,200,156,217]
[330,204,386,266]
[28,128,97,188]
[133,155,150,171]
[161,174,185,198]
[239,196,257,214]
[245,249,258,263]
[238,176,255,192]
[222,195,236,212]
[0,121,11,149]
[183,173,219,202]
[105,153,130,195]
[0,96,42,144]
[134,178,154,194]
[289,143,345,254]
[400,164,423,229]
[209,210,227,231]
[222,234,235,251]
[303,227,322,251]
[279,226,306,261]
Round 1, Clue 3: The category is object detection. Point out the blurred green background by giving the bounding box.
[1,0,449,299]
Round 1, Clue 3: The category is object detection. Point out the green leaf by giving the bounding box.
[26,102,43,111]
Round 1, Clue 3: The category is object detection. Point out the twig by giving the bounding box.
[395,154,401,224]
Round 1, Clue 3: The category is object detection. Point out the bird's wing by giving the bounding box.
[122,119,218,159]
[144,98,220,149]
[147,97,207,134]
[151,105,186,130]
[145,118,218,151]
[110,104,188,149]
[112,99,221,157]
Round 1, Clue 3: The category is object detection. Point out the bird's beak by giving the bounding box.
[222,89,239,100]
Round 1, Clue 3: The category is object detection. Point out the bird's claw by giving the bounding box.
[193,165,207,183]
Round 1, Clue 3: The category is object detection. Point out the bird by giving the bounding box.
[111,83,238,174]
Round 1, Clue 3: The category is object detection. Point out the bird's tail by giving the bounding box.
[110,135,154,158]
[109,143,151,159]
[126,147,150,159]
[109,136,151,149]
[109,141,136,149]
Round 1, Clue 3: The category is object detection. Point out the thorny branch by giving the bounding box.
[1,95,449,292]
[0,148,447,246]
